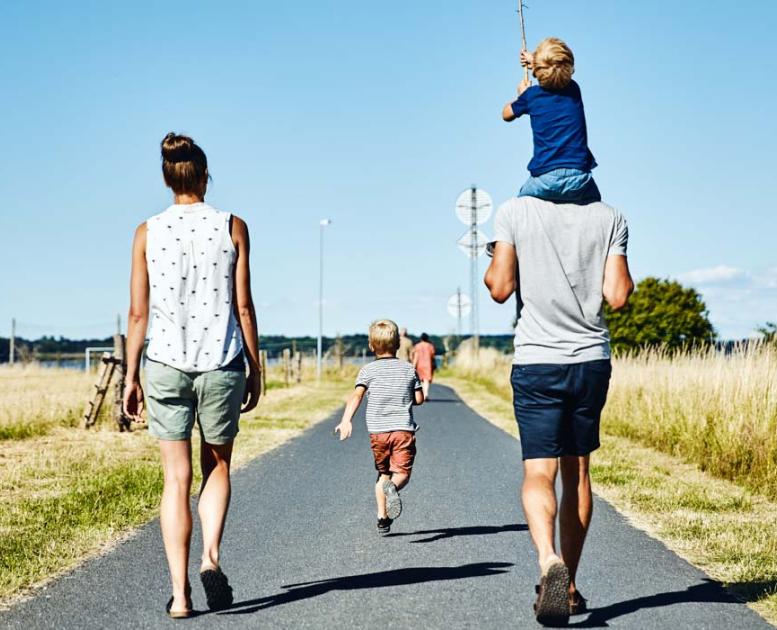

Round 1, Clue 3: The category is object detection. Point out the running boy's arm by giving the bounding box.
[335,386,366,441]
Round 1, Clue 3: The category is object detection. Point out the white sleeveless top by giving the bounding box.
[145,202,244,372]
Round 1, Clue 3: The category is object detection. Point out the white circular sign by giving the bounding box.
[455,188,493,225]
[457,229,489,258]
[448,292,472,318]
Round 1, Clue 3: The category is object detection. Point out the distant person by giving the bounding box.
[485,196,632,625]
[397,327,414,363]
[413,333,436,400]
[335,319,424,535]
[502,37,600,205]
[123,132,261,618]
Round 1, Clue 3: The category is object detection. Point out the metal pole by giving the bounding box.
[9,318,15,366]
[116,313,122,335]
[317,224,323,380]
[317,219,331,380]
[456,286,462,343]
[470,186,479,354]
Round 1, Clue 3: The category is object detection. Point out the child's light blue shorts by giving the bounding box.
[519,168,601,205]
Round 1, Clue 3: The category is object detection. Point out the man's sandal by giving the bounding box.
[533,557,571,626]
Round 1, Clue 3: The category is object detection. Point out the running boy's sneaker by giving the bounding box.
[377,517,393,535]
[382,480,403,519]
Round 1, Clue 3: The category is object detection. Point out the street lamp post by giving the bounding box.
[317,219,332,379]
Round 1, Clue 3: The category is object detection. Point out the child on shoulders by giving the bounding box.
[502,37,601,205]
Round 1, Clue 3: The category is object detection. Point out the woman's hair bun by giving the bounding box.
[160,132,209,196]
[161,132,196,164]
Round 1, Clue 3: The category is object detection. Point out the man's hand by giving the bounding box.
[520,49,534,68]
[518,78,531,95]
[241,362,261,413]
[335,420,353,441]
[123,380,145,422]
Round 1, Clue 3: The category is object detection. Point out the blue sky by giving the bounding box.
[1,1,775,341]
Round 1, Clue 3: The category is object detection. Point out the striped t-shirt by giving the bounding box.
[356,358,422,434]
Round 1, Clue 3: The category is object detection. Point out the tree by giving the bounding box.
[605,277,715,352]
[757,322,777,343]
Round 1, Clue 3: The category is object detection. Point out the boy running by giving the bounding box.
[335,319,424,535]
[502,37,601,205]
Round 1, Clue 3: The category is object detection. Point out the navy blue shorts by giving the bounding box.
[511,360,611,460]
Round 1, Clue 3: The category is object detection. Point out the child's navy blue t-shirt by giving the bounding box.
[511,80,597,177]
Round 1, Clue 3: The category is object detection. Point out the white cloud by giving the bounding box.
[677,265,746,286]
[673,265,777,339]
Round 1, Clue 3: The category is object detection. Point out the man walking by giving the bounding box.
[397,327,414,363]
[484,196,633,626]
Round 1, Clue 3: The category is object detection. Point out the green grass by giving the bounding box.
[0,373,353,605]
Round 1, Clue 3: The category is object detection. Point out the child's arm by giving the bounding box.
[335,386,366,440]
[502,79,532,122]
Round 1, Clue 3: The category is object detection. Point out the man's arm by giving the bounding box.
[602,255,634,311]
[484,241,517,303]
[335,386,366,440]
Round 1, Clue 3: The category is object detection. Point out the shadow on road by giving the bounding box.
[570,579,742,627]
[219,562,513,615]
[385,523,528,543]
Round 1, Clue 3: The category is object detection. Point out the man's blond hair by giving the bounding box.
[532,37,574,91]
[369,319,400,354]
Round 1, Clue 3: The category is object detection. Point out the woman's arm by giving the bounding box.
[123,223,149,421]
[231,216,261,412]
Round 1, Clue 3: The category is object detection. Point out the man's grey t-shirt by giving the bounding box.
[492,197,629,365]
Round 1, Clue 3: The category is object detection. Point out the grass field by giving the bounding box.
[439,343,777,624]
[0,362,355,606]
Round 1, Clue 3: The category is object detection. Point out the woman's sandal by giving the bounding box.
[200,567,234,611]
[165,584,194,619]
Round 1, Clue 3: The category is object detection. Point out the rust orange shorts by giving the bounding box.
[369,430,417,477]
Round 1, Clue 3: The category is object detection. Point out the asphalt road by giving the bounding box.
[1,385,769,629]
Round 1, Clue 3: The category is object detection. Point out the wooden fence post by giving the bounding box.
[282,348,291,387]
[113,334,131,431]
[83,352,115,428]
[259,350,268,396]
[294,351,302,383]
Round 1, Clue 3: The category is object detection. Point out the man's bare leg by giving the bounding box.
[522,458,561,569]
[559,455,593,596]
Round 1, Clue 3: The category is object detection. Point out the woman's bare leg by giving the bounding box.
[422,380,430,399]
[198,440,234,571]
[159,440,193,613]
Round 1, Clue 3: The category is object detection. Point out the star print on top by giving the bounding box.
[145,202,244,372]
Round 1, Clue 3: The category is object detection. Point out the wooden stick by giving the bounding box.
[518,1,529,82]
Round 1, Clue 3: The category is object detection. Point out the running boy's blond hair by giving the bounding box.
[369,319,400,354]
[532,37,574,91]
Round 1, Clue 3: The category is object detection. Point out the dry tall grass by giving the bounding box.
[0,365,94,439]
[449,341,777,499]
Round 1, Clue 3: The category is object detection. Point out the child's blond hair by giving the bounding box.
[532,37,574,91]
[369,319,400,354]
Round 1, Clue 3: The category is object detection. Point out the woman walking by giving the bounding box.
[123,133,261,618]
[413,333,437,400]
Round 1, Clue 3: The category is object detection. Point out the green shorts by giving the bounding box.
[145,360,246,444]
